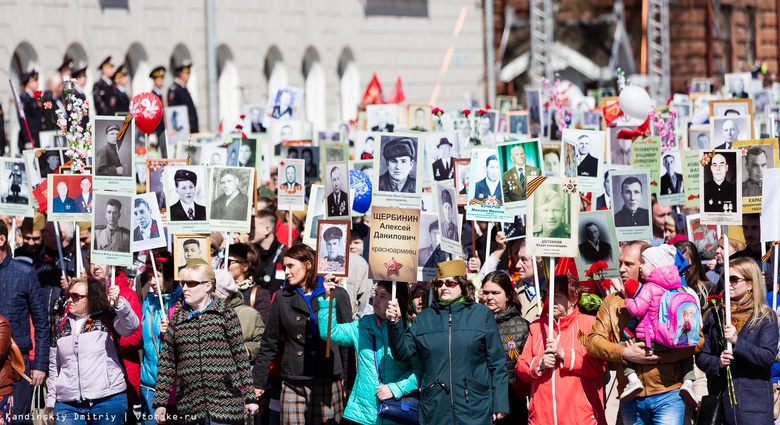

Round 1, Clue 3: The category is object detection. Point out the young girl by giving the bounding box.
[620,245,698,407]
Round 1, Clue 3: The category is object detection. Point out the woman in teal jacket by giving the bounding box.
[318,279,420,425]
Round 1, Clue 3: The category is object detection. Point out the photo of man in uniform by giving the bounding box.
[74,177,93,213]
[211,170,250,221]
[614,176,650,227]
[169,169,206,221]
[319,226,346,273]
[503,145,540,202]
[473,155,502,202]
[133,197,160,241]
[409,107,429,131]
[439,189,458,241]
[371,107,394,132]
[431,137,454,181]
[38,151,61,178]
[742,146,768,197]
[52,181,76,213]
[96,124,129,176]
[578,222,613,264]
[94,198,130,252]
[327,166,348,217]
[532,185,570,238]
[178,238,203,273]
[378,138,416,193]
[703,153,737,212]
[279,165,303,194]
[575,134,598,177]
[660,154,684,194]
[418,221,441,267]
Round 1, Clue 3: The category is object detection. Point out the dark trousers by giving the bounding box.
[12,355,33,425]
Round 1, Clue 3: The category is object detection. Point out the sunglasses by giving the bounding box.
[181,280,212,288]
[68,292,87,302]
[434,279,459,289]
[728,276,750,284]
[23,236,41,241]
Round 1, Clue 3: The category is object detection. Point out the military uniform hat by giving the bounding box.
[98,56,113,71]
[383,138,415,161]
[174,169,197,186]
[106,124,120,134]
[436,259,467,279]
[112,64,128,81]
[149,66,166,79]
[72,65,87,79]
[21,70,38,85]
[323,226,343,241]
[174,62,192,75]
[58,57,74,73]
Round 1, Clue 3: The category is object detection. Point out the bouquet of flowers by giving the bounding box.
[55,78,92,174]
[541,73,572,138]
[707,293,737,406]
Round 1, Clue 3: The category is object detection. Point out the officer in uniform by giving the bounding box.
[703,153,737,212]
[502,145,541,202]
[320,226,346,271]
[431,137,454,181]
[41,74,64,132]
[112,64,130,114]
[149,66,167,142]
[440,190,458,241]
[93,56,117,116]
[71,65,89,129]
[96,124,125,176]
[532,187,571,238]
[326,166,348,217]
[18,70,42,151]
[168,62,199,133]
[93,198,131,252]
[58,56,74,79]
[378,138,416,192]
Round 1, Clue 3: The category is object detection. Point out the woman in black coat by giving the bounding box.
[696,257,779,425]
[252,244,351,424]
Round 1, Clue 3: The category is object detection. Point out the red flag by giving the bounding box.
[602,102,623,126]
[360,73,385,110]
[554,257,579,280]
[387,76,405,104]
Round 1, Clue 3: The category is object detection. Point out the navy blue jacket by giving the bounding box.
[697,308,779,425]
[0,254,50,371]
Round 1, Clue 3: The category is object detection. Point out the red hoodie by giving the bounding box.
[115,272,143,406]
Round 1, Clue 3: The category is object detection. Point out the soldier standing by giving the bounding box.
[18,70,42,151]
[149,66,166,143]
[168,62,198,133]
[93,56,116,116]
[112,64,130,114]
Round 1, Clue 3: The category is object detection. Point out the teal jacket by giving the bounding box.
[388,300,509,425]
[140,285,183,388]
[317,297,421,425]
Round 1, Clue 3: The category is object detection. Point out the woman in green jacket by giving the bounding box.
[387,260,510,425]
[318,280,421,424]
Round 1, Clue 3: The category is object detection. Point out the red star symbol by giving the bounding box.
[384,257,403,277]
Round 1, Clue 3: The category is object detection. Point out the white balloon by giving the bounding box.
[619,86,654,120]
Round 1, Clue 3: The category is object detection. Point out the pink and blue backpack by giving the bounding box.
[651,289,702,348]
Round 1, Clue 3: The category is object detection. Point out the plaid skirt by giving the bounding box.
[281,378,343,425]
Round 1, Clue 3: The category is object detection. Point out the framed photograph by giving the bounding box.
[593,165,629,210]
[91,191,134,267]
[435,183,461,256]
[319,142,350,171]
[39,131,67,149]
[699,150,742,225]
[466,148,505,221]
[47,174,93,221]
[453,158,471,206]
[709,99,753,118]
[610,170,653,241]
[658,150,686,206]
[710,115,753,149]
[209,167,255,232]
[245,104,266,133]
[372,134,422,209]
[540,143,561,177]
[608,123,638,165]
[753,90,771,115]
[425,132,460,182]
[0,158,33,217]
[269,119,305,145]
[506,111,530,137]
[166,105,190,143]
[418,213,440,269]
[686,214,719,260]
[368,206,421,283]
[561,129,605,193]
[687,124,712,150]
[233,138,259,169]
[199,141,230,166]
[724,72,752,99]
[324,162,350,219]
[366,104,398,133]
[503,214,527,241]
[354,131,377,160]
[497,95,517,115]
[477,111,499,145]
[691,78,712,94]
[734,138,778,213]
[262,85,304,127]
[407,104,432,132]
[575,210,620,279]
[277,159,306,210]
[93,116,135,192]
[315,220,351,276]
[24,148,66,189]
[164,165,210,234]
[527,89,543,138]
[132,193,167,252]
[146,159,188,213]
[317,131,342,144]
[303,184,326,248]
[224,140,240,166]
[173,234,212,280]
[526,177,579,257]
[451,118,473,155]
[281,146,319,182]
[497,139,542,215]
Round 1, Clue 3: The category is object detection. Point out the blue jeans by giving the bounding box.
[621,389,685,425]
[139,386,156,425]
[54,392,127,425]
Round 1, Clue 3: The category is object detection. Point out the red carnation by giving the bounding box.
[239,114,246,119]
[485,103,492,109]
[477,109,487,116]
[235,124,243,130]
[155,256,169,264]
[600,279,614,292]
[432,107,444,116]
[33,90,42,99]
[135,146,147,155]
[461,109,471,117]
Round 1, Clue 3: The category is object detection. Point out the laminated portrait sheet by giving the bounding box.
[526,177,579,258]
[699,150,743,226]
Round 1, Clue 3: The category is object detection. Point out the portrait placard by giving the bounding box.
[92,116,135,193]
[417,213,440,267]
[575,211,620,279]
[681,151,703,209]
[277,159,306,211]
[610,170,653,241]
[354,131,378,160]
[497,139,542,216]
[687,124,712,150]
[91,191,134,267]
[319,142,350,170]
[526,177,579,257]
[245,104,267,133]
[710,115,754,149]
[734,139,778,213]
[527,89,543,138]
[173,234,212,280]
[146,159,188,214]
[435,183,461,257]
[209,167,255,232]
[270,119,305,145]
[262,85,304,127]
[47,174,93,222]
[699,150,742,225]
[630,137,662,196]
[709,99,753,118]
[541,143,561,177]
[24,148,66,190]
[466,148,505,221]
[497,95,517,115]
[368,206,420,282]
[281,145,319,182]
[453,158,471,206]
[658,150,686,206]
[166,105,190,143]
[199,141,230,166]
[315,220,351,277]
[608,123,640,166]
[761,169,780,243]
[686,214,719,260]
[561,129,604,193]
[724,72,752,99]
[0,158,33,217]
[366,104,398,133]
[593,165,629,209]
[506,111,529,137]
[131,193,167,252]
[372,134,422,209]
[407,104,432,132]
[425,132,460,182]
[164,165,210,234]
[303,184,326,248]
[324,162,350,219]
[476,111,499,146]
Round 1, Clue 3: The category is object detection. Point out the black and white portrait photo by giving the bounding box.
[497,95,516,115]
[710,116,752,149]
[425,132,460,182]
[688,125,711,150]
[376,136,418,194]
[315,220,350,276]
[0,158,31,216]
[477,112,498,145]
[740,144,775,199]
[660,152,684,195]
[94,116,134,190]
[209,167,254,227]
[527,89,542,137]
[355,131,376,160]
[701,151,739,214]
[325,162,350,219]
[562,129,604,193]
[270,119,304,145]
[282,146,319,181]
[578,221,614,264]
[367,104,398,133]
[725,72,751,99]
[132,193,166,252]
[245,104,266,133]
[507,111,529,136]
[146,159,187,211]
[37,149,64,179]
[263,85,303,127]
[166,105,190,142]
[237,138,257,168]
[611,173,651,228]
[92,192,132,255]
[165,166,209,233]
[408,104,432,132]
[418,215,441,268]
[435,184,461,256]
[173,234,211,280]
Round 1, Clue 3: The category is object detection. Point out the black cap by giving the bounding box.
[149,66,166,79]
[112,64,128,81]
[105,124,120,134]
[72,65,87,79]
[437,137,452,148]
[383,138,415,161]
[174,169,197,186]
[21,70,38,85]
[441,189,453,206]
[98,56,113,71]
[323,226,343,241]
[174,62,192,75]
[59,56,74,73]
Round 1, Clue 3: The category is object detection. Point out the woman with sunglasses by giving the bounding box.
[252,244,352,424]
[516,275,607,425]
[46,277,140,424]
[697,257,779,425]
[386,260,510,424]
[153,261,258,424]
[225,243,271,324]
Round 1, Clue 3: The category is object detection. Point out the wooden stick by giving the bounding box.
[532,256,542,315]
[548,257,556,341]
[149,251,166,312]
[289,209,293,246]
[325,288,335,358]
[471,220,477,258]
[724,229,732,351]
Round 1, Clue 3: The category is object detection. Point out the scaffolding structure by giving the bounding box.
[529,0,554,87]
[646,0,671,103]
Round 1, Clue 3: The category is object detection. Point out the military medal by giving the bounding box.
[505,335,519,360]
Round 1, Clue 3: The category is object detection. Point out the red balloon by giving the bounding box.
[129,92,163,135]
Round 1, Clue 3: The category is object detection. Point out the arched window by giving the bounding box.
[302,47,326,130]
[125,43,150,98]
[9,43,39,155]
[170,44,196,103]
[338,48,360,122]
[217,45,241,124]
[264,46,288,92]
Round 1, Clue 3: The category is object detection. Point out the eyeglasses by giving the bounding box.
[68,292,87,302]
[80,237,89,243]
[23,236,41,241]
[728,276,751,284]
[226,258,244,267]
[434,279,459,289]
[181,280,212,288]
